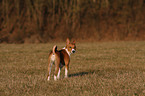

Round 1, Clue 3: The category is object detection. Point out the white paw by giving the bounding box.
[54,75,57,81]
[65,75,68,78]
[47,76,50,81]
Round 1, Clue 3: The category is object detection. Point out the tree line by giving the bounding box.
[0,0,145,43]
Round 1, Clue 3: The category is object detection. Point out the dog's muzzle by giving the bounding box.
[72,49,76,53]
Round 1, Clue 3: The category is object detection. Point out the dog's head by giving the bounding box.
[66,38,76,54]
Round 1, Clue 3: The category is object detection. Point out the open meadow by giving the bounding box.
[0,41,145,96]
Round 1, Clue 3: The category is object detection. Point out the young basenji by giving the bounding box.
[47,38,76,81]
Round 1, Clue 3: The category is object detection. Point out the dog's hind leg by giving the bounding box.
[54,58,60,81]
[57,67,62,80]
[54,66,59,81]
[47,60,53,81]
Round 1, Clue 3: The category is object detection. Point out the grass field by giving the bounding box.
[0,41,145,96]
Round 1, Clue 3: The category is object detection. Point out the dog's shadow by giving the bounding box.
[69,70,96,77]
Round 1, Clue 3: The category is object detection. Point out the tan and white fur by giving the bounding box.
[47,38,76,81]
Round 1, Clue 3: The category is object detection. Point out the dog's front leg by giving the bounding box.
[65,65,69,78]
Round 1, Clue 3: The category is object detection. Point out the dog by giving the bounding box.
[47,38,76,81]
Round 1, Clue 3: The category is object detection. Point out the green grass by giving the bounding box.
[0,41,145,96]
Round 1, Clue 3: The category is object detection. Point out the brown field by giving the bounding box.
[0,41,145,96]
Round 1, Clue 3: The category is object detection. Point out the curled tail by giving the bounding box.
[52,45,57,55]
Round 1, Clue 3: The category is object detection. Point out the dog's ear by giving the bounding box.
[72,40,75,44]
[66,38,70,45]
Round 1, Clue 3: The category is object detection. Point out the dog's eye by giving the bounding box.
[69,47,72,48]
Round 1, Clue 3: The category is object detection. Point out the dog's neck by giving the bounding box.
[62,47,71,56]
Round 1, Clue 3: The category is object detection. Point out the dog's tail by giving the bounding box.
[52,45,57,55]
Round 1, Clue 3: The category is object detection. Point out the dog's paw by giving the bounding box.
[47,77,50,81]
[54,75,57,81]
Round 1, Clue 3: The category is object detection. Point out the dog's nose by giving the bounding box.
[72,50,75,53]
[72,49,75,53]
